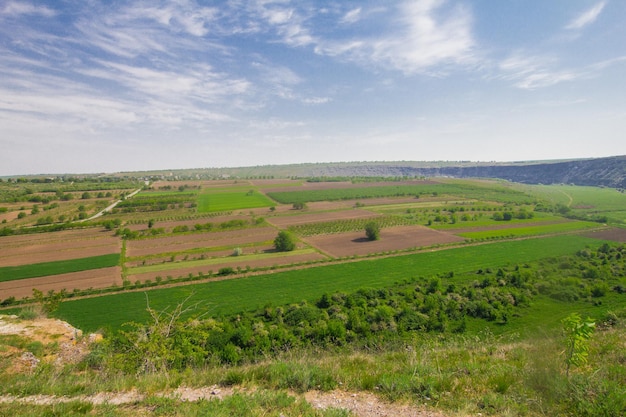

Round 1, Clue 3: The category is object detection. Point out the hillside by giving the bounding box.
[109,155,626,189]
[298,156,626,188]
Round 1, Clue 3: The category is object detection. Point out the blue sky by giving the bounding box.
[1,0,625,175]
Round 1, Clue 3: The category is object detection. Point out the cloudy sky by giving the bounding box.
[1,0,625,175]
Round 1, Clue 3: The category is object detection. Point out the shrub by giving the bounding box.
[274,231,296,252]
[365,222,380,241]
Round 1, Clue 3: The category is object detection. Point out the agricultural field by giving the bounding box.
[0,175,621,315]
[197,187,275,213]
[2,173,626,417]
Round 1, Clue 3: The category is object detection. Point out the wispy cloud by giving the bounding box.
[251,1,315,47]
[565,1,606,30]
[497,52,626,90]
[315,0,475,74]
[0,1,56,17]
[340,8,362,24]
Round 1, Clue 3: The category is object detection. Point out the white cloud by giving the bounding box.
[340,8,361,24]
[497,52,626,90]
[565,1,606,30]
[251,0,315,46]
[302,97,331,105]
[1,1,56,17]
[315,0,475,74]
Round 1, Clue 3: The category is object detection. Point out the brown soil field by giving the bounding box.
[304,225,465,258]
[0,266,121,300]
[0,242,120,267]
[584,228,626,242]
[0,230,120,267]
[125,227,278,257]
[266,208,380,228]
[127,252,327,283]
[0,211,20,223]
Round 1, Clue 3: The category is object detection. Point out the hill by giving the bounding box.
[109,155,626,189]
[296,156,626,188]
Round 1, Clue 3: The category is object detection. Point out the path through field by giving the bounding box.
[0,387,447,417]
[81,188,142,222]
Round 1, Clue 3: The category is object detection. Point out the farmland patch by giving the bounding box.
[584,227,626,242]
[55,235,602,332]
[0,254,121,282]
[197,189,275,213]
[127,250,327,283]
[0,266,121,300]
[266,209,380,228]
[125,227,278,258]
[303,225,464,258]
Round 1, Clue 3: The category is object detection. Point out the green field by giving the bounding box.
[197,189,276,212]
[0,253,120,282]
[458,220,602,239]
[518,184,626,225]
[267,182,535,205]
[55,235,602,331]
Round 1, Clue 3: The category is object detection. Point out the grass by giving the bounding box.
[0,253,120,282]
[197,189,275,213]
[55,235,603,332]
[127,248,320,275]
[457,220,602,239]
[267,182,535,205]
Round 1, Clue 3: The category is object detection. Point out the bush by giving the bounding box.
[365,222,380,241]
[274,231,296,252]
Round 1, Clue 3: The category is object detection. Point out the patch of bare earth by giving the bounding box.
[304,225,465,258]
[0,385,446,417]
[0,229,120,267]
[584,227,626,242]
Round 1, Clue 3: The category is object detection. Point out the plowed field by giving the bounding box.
[304,225,465,258]
[0,230,120,267]
[125,227,278,257]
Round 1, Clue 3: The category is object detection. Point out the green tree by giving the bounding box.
[365,222,380,241]
[274,230,296,252]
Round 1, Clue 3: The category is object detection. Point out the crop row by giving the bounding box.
[267,183,534,205]
[288,215,415,237]
[117,194,196,208]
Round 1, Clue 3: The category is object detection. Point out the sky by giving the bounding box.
[1,0,625,176]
